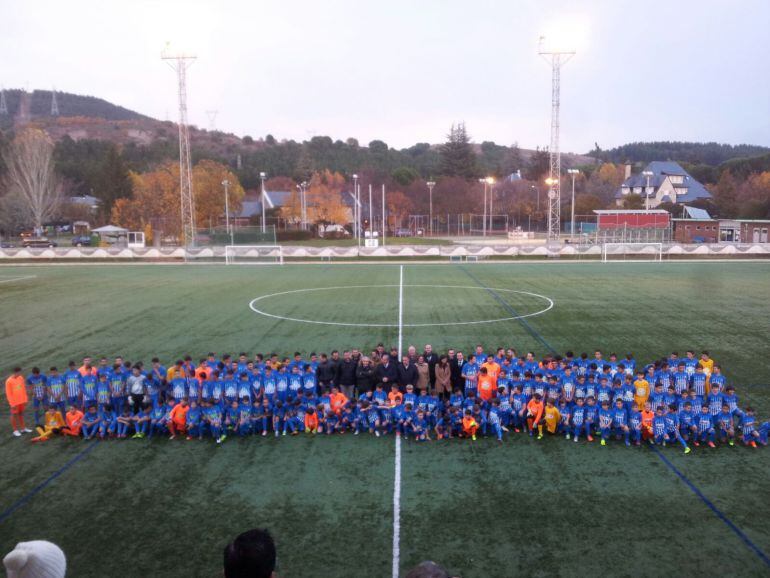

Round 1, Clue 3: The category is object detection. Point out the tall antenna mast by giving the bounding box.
[539,37,574,241]
[162,44,197,248]
[51,87,59,116]
[205,109,218,131]
[0,88,7,115]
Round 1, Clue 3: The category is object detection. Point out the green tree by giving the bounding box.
[391,166,420,186]
[525,146,550,181]
[94,145,131,219]
[439,123,478,179]
[622,193,644,210]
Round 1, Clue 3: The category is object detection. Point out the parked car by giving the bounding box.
[0,241,15,249]
[21,237,57,248]
[71,235,92,247]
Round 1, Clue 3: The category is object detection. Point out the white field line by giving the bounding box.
[0,275,37,284]
[248,285,553,328]
[393,265,404,578]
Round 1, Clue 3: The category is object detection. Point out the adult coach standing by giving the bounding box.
[337,351,357,400]
[423,344,439,389]
[6,367,31,437]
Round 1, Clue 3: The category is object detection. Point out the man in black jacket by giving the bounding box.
[448,349,464,392]
[316,353,336,393]
[337,350,357,399]
[397,355,418,389]
[423,344,439,388]
[376,354,398,389]
[355,357,376,393]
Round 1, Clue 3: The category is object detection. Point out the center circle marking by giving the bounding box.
[248,284,554,328]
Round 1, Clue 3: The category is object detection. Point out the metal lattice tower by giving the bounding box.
[205,109,218,131]
[162,47,197,247]
[539,41,574,241]
[50,87,59,116]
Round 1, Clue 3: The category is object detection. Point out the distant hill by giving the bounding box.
[1,89,148,125]
[0,89,597,189]
[590,141,770,166]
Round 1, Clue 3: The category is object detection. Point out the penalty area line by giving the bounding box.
[0,275,37,284]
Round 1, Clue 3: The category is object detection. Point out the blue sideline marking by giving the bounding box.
[651,446,770,569]
[0,441,98,524]
[459,266,556,354]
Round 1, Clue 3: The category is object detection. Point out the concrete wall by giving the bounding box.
[1,243,769,261]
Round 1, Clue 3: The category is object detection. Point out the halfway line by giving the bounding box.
[392,265,404,578]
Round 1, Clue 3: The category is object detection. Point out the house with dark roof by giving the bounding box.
[232,191,294,224]
[615,161,712,208]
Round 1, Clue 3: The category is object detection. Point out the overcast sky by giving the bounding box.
[2,0,769,152]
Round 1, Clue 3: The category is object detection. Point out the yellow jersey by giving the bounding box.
[544,406,561,433]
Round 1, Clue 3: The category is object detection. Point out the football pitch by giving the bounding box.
[1,261,769,577]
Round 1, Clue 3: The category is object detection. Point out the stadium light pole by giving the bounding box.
[352,174,359,245]
[259,172,267,233]
[381,183,386,246]
[368,183,373,244]
[426,181,436,236]
[478,178,488,236]
[486,177,495,233]
[300,181,308,230]
[222,179,233,244]
[642,170,654,210]
[567,169,579,236]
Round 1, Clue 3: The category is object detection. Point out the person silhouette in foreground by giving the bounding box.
[224,528,276,578]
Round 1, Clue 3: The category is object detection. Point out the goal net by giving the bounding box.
[602,242,663,262]
[224,245,284,265]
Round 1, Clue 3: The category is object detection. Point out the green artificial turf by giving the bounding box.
[0,262,769,577]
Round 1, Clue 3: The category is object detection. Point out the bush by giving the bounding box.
[277,230,313,241]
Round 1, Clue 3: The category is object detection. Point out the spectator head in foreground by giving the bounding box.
[406,561,454,578]
[224,528,276,578]
[3,540,66,578]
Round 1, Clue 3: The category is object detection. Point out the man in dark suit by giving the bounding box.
[376,354,398,389]
[449,349,464,392]
[397,355,418,390]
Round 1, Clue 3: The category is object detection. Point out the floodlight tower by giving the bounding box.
[539,37,574,241]
[162,45,197,247]
[50,87,59,116]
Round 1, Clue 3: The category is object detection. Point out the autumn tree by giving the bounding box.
[573,193,604,217]
[2,128,63,230]
[305,170,349,225]
[712,170,739,217]
[193,160,245,228]
[112,160,245,238]
[280,188,302,226]
[587,163,625,203]
[385,190,414,230]
[112,162,180,236]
